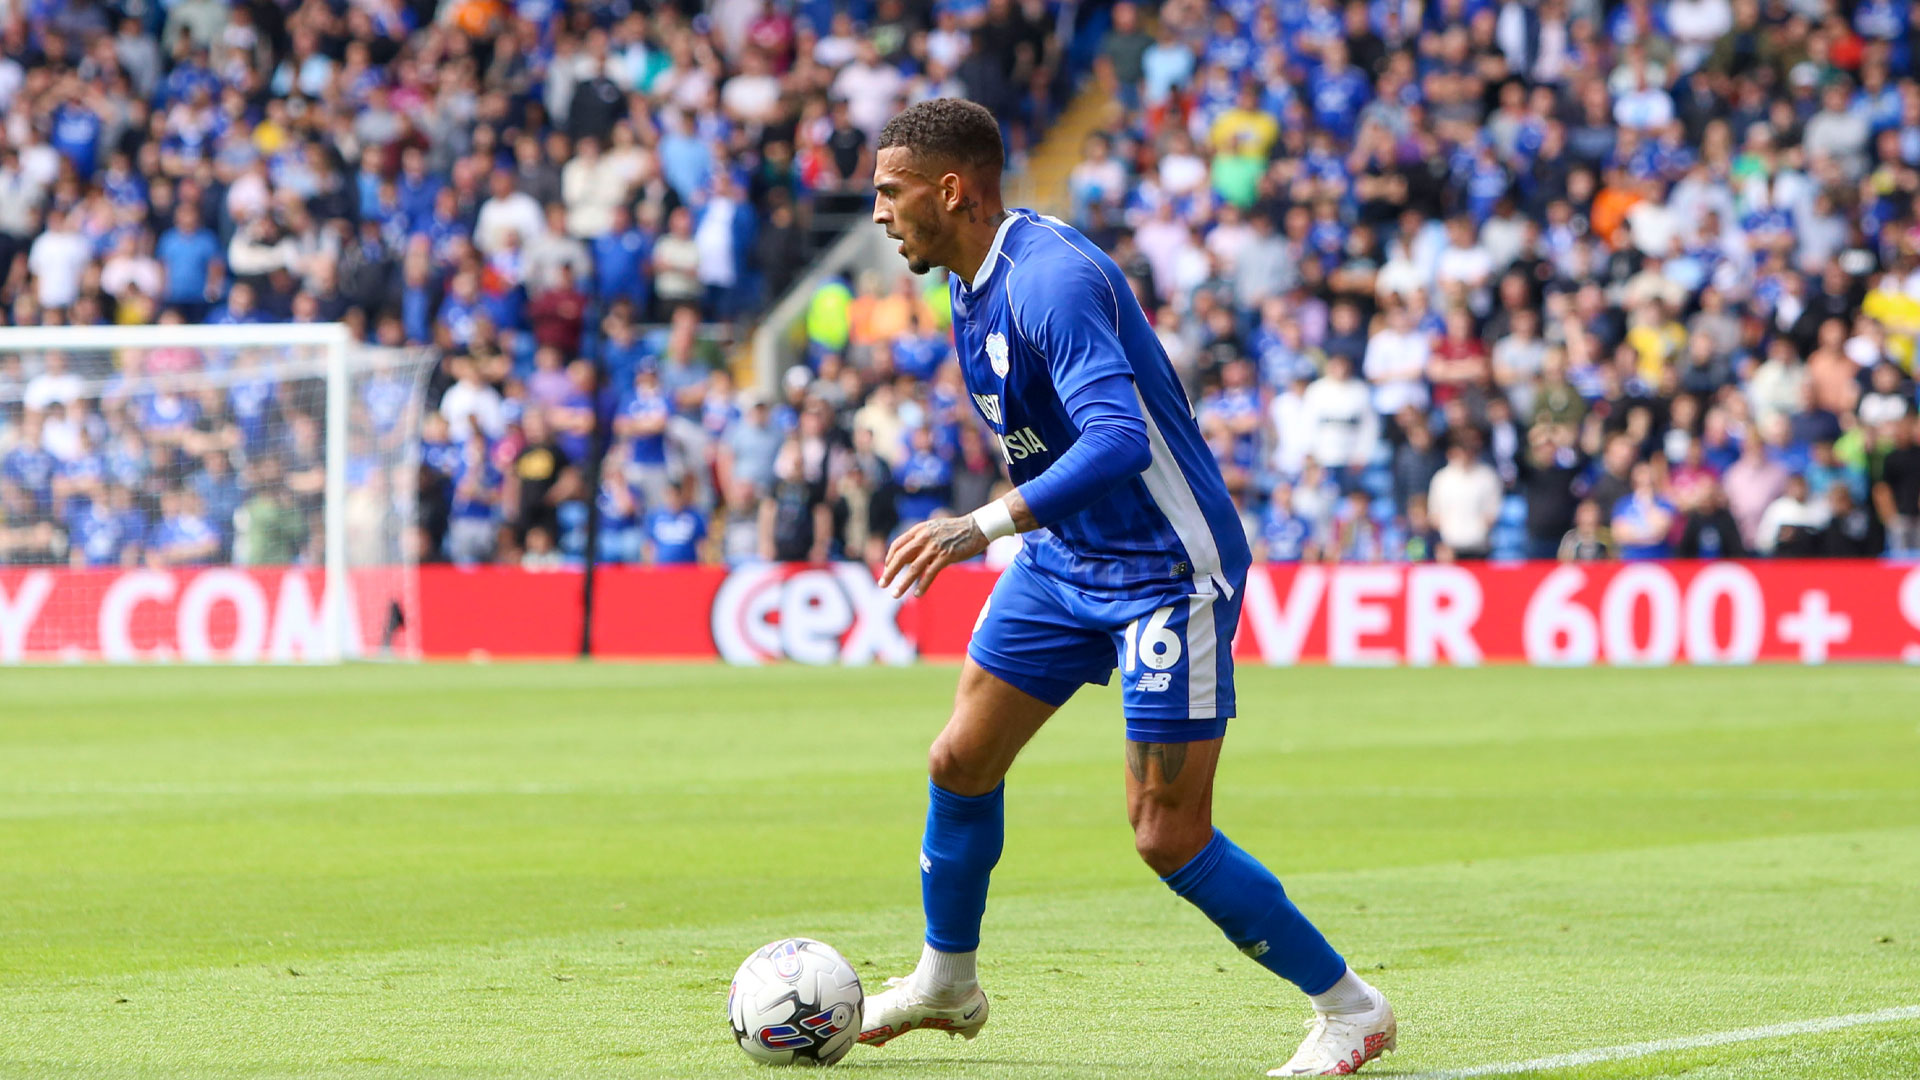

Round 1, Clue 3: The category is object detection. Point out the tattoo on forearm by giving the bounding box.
[957,195,980,223]
[1126,740,1188,784]
[929,516,983,556]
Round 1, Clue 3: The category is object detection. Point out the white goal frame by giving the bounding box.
[0,322,415,663]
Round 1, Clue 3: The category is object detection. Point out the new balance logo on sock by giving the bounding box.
[1239,940,1270,959]
[1135,672,1172,692]
[919,851,932,873]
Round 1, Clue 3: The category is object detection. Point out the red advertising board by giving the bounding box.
[427,560,1920,666]
[0,566,412,662]
[6,561,1919,665]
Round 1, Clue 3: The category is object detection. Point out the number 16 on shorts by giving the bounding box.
[1115,592,1232,724]
[1121,606,1183,694]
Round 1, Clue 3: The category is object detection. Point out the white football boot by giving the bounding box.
[1268,986,1397,1076]
[856,976,989,1046]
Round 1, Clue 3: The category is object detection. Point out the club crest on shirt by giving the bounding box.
[985,332,1010,377]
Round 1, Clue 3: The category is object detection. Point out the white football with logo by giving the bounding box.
[728,938,864,1065]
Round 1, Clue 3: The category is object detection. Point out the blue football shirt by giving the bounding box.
[949,210,1250,596]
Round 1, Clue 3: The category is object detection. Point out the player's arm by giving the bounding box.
[882,266,1151,598]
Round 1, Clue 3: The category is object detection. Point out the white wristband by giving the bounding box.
[970,500,1017,542]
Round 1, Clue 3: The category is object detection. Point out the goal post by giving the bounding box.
[0,323,435,663]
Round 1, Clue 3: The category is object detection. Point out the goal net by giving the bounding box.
[0,325,435,663]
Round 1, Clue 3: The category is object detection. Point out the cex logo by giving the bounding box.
[710,564,916,666]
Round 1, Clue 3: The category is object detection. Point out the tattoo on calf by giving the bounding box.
[1126,740,1188,784]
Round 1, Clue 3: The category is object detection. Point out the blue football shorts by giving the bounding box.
[966,557,1245,743]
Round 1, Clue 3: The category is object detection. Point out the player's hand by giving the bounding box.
[879,515,988,599]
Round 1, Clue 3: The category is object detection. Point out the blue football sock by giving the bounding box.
[1161,828,1346,995]
[920,780,1004,954]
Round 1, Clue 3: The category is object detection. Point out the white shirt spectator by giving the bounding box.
[721,71,781,124]
[927,26,971,69]
[1747,357,1807,427]
[440,378,506,442]
[474,189,545,254]
[1204,218,1255,272]
[101,251,163,300]
[228,228,299,278]
[40,406,84,462]
[1666,0,1732,71]
[1070,156,1127,209]
[1627,199,1681,257]
[815,29,860,69]
[0,56,21,112]
[1614,86,1676,130]
[1429,455,1503,552]
[1301,371,1379,469]
[1480,213,1528,270]
[1755,491,1827,553]
[694,197,739,288]
[562,154,630,237]
[1375,244,1426,301]
[832,60,904,139]
[28,225,91,308]
[24,366,84,413]
[19,139,62,190]
[1268,384,1312,478]
[1158,151,1208,195]
[225,168,271,223]
[1364,325,1432,415]
[0,166,43,237]
[1436,240,1494,294]
[1134,214,1195,299]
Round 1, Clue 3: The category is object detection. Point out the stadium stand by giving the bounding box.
[1,0,1918,570]
[0,0,1078,567]
[784,0,1920,566]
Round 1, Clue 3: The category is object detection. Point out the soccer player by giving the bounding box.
[858,98,1397,1076]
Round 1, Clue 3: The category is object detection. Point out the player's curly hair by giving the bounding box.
[876,98,1005,175]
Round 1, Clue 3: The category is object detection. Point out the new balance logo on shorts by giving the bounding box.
[1134,672,1172,692]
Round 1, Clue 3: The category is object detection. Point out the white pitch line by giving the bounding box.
[1405,1005,1920,1079]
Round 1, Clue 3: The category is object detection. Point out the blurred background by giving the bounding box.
[0,0,1917,580]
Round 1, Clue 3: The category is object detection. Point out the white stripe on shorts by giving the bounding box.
[1186,587,1218,720]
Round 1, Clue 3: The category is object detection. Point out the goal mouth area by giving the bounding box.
[0,324,434,664]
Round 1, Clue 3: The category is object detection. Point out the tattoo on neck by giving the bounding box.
[957,196,980,223]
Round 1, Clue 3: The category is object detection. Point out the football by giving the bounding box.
[727,938,865,1066]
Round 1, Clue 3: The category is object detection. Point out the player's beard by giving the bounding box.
[896,211,941,275]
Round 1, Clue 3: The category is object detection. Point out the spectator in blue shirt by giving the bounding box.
[895,426,953,527]
[592,204,651,311]
[1260,483,1316,563]
[69,487,136,568]
[644,481,707,564]
[208,281,260,326]
[155,203,221,319]
[395,147,443,231]
[50,94,103,179]
[150,489,221,567]
[614,367,672,509]
[3,415,58,517]
[1611,464,1677,559]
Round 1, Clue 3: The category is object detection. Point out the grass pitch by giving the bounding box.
[1,663,1916,1079]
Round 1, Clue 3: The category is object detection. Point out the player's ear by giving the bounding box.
[939,171,965,214]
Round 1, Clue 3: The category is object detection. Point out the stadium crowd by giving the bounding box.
[0,0,1072,567]
[3,0,1920,569]
[783,0,1920,565]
